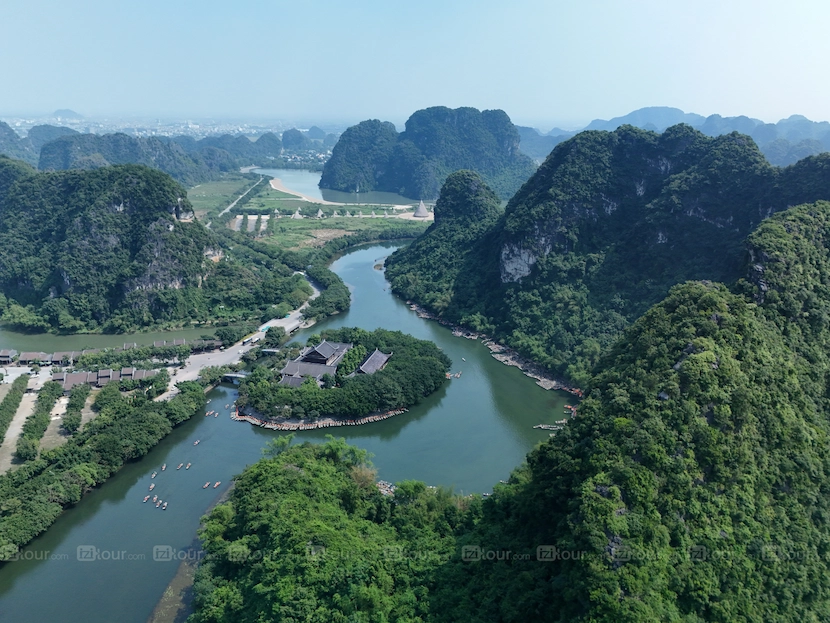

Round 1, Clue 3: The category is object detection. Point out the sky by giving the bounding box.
[1,0,828,131]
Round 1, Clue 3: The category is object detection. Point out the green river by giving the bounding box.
[0,243,570,622]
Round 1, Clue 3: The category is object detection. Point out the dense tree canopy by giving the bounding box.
[0,160,312,333]
[387,125,830,384]
[190,200,830,619]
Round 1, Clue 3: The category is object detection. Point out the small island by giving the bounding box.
[233,327,450,430]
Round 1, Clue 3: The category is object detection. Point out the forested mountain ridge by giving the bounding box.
[320,106,537,200]
[0,159,311,333]
[385,170,503,314]
[524,106,830,165]
[387,124,830,383]
[0,121,37,166]
[190,202,830,622]
[35,130,286,186]
[38,133,236,186]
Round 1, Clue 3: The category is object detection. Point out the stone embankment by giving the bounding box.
[231,407,409,431]
[405,301,584,399]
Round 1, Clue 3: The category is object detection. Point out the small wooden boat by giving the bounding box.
[149,483,155,491]
[143,495,150,503]
[177,463,184,470]
[214,412,218,417]
[194,440,200,446]
[185,463,191,469]
[152,495,158,503]
[151,471,157,478]
[213,481,221,489]
[156,500,161,508]
[462,358,466,361]
[203,482,210,489]
[161,464,167,471]
[162,502,168,510]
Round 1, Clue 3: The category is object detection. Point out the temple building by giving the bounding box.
[356,349,392,374]
[278,340,352,386]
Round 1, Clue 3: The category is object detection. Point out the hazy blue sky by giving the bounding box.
[2,0,827,130]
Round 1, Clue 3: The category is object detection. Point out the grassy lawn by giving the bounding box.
[187,173,252,218]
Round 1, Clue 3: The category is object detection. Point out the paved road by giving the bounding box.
[160,277,321,399]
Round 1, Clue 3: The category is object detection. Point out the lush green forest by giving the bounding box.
[188,438,473,623]
[238,327,451,419]
[0,159,313,333]
[320,107,537,200]
[385,170,503,315]
[386,124,830,385]
[189,200,830,621]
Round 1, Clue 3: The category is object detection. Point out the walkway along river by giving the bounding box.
[0,242,572,623]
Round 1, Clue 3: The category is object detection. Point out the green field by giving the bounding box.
[262,215,429,250]
[187,173,253,217]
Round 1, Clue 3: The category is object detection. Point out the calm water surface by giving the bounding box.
[0,243,569,622]
[254,168,416,205]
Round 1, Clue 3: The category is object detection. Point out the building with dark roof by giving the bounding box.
[18,352,51,364]
[0,349,17,364]
[299,340,352,366]
[278,340,352,386]
[51,369,157,393]
[357,349,392,375]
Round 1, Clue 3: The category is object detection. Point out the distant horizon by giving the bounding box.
[2,104,828,137]
[4,1,830,134]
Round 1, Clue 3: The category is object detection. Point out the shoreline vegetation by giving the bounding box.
[405,300,584,399]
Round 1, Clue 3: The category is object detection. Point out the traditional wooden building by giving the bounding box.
[357,349,392,374]
[278,340,352,386]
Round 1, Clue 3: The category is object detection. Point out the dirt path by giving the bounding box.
[40,395,69,452]
[0,393,36,472]
[157,277,321,401]
[218,177,265,217]
[80,392,98,427]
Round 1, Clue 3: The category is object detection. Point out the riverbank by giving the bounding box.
[269,177,342,205]
[232,406,409,431]
[405,301,584,399]
[146,480,236,623]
